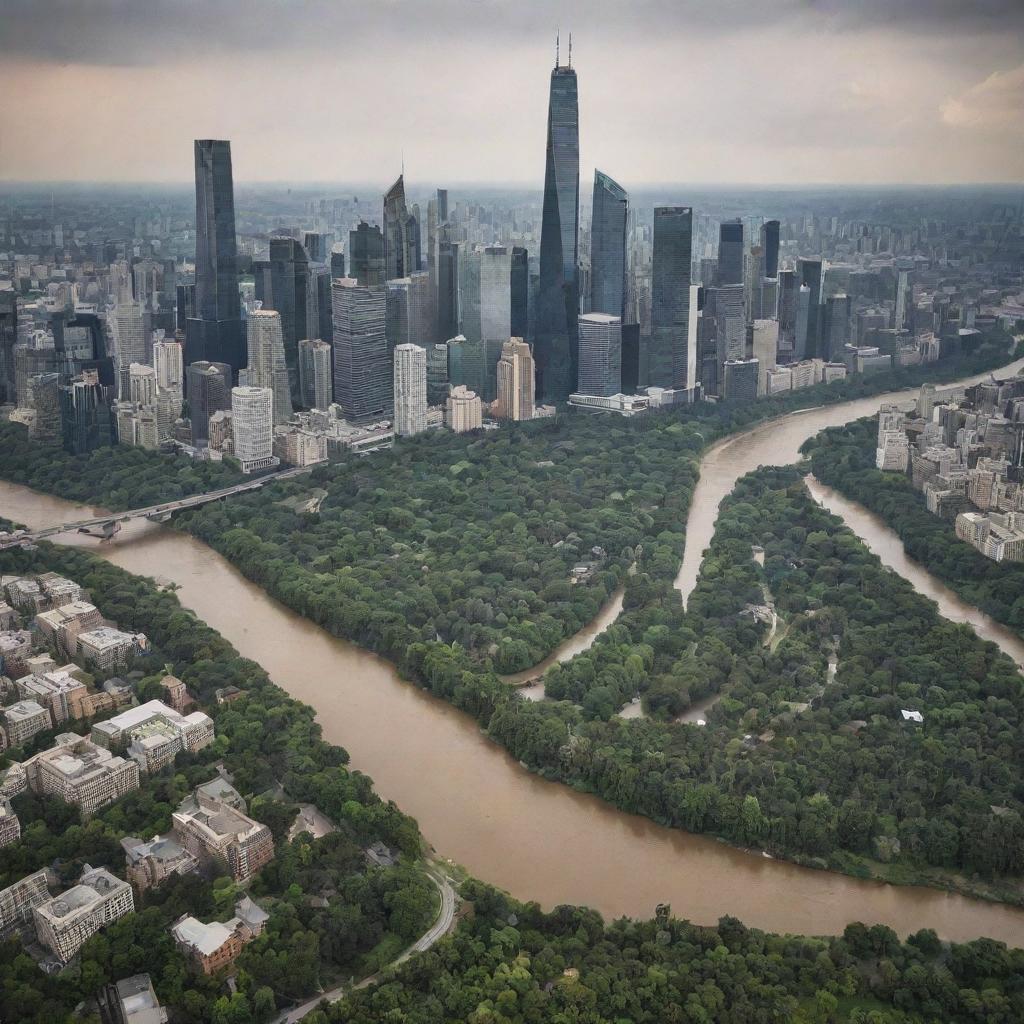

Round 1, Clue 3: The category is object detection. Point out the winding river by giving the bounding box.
[1,356,1023,945]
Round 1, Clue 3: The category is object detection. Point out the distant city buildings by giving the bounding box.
[875,378,1024,561]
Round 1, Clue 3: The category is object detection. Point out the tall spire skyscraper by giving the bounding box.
[535,40,580,402]
[383,174,421,281]
[590,170,628,320]
[186,140,244,375]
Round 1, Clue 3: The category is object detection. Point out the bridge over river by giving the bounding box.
[0,465,310,549]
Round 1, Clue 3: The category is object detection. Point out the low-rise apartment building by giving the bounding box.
[121,834,199,892]
[33,865,134,963]
[172,787,274,883]
[24,732,140,816]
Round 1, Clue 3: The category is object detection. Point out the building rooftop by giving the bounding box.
[172,915,235,956]
[4,699,47,722]
[78,626,135,650]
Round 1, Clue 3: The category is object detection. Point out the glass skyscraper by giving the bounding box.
[253,237,309,405]
[536,54,579,402]
[349,222,386,287]
[383,174,420,281]
[717,218,745,286]
[331,278,391,422]
[649,206,693,389]
[590,170,628,321]
[186,140,244,375]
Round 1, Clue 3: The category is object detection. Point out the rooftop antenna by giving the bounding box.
[568,32,572,68]
[556,30,559,68]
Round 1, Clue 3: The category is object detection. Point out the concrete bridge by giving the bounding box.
[0,465,311,549]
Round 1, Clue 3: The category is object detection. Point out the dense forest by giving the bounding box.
[0,544,433,1024]
[178,332,1022,673]
[487,468,1024,882]
[0,421,242,509]
[804,416,1024,634]
[314,881,1024,1024]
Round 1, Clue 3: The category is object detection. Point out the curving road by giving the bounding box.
[274,868,457,1024]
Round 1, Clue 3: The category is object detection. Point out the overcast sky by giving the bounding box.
[3,0,1023,187]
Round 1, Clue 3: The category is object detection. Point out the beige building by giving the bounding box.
[122,834,199,892]
[160,675,190,713]
[0,797,21,848]
[76,627,147,673]
[34,600,102,656]
[1,699,52,750]
[92,699,214,774]
[0,869,54,941]
[33,865,134,963]
[172,787,274,883]
[24,733,140,816]
[15,665,90,724]
[171,897,268,975]
[494,338,535,421]
[446,385,483,433]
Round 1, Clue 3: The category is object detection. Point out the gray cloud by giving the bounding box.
[4,0,1023,67]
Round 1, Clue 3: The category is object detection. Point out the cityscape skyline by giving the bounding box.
[4,2,1024,186]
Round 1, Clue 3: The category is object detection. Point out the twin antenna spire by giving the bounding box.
[555,31,572,69]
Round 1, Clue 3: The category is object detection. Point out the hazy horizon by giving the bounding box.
[4,1,1024,188]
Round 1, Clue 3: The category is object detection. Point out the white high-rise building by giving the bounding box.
[298,338,332,410]
[495,338,535,421]
[152,336,184,439]
[393,343,427,437]
[577,313,622,397]
[152,337,184,392]
[750,319,779,396]
[231,386,279,474]
[108,301,148,374]
[245,307,293,425]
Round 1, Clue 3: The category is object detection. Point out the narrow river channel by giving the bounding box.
[1,355,1022,945]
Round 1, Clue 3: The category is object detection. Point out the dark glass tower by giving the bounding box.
[798,257,825,357]
[510,246,529,339]
[590,170,627,320]
[331,279,391,421]
[0,290,16,405]
[717,218,744,286]
[186,140,244,375]
[185,360,231,446]
[253,237,309,404]
[760,219,780,280]
[349,222,386,287]
[383,174,420,280]
[436,239,460,342]
[536,49,579,402]
[649,207,693,389]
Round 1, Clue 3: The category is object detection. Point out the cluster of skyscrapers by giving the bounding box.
[2,41,1015,462]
